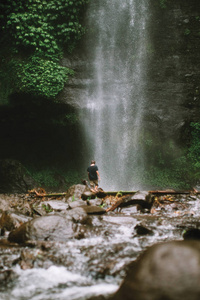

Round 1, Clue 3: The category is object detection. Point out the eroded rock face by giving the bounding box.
[145,0,200,142]
[112,240,200,300]
[62,0,200,162]
[0,159,36,193]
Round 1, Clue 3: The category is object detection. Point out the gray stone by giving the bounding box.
[81,191,96,200]
[8,215,77,243]
[112,240,200,300]
[65,184,87,200]
[0,211,32,234]
[42,200,69,211]
[68,199,86,209]
[81,205,106,215]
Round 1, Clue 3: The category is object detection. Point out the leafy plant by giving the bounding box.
[10,56,74,98]
[42,203,53,213]
[71,194,76,202]
[188,123,200,170]
[0,0,89,100]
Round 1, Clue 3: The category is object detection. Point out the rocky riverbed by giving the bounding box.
[0,184,200,300]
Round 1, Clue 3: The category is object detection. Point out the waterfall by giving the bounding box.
[80,0,150,191]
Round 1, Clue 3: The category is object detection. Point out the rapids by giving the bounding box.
[0,193,200,300]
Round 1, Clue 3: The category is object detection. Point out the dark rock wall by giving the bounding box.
[63,0,200,145]
[59,0,200,183]
[146,0,200,145]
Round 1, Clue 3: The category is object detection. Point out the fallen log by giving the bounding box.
[103,191,138,196]
[106,193,152,212]
[149,190,190,195]
[35,192,66,197]
[29,189,66,198]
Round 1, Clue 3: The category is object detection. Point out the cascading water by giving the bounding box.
[80,0,150,191]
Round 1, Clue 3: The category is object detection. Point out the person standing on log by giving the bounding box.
[87,160,100,192]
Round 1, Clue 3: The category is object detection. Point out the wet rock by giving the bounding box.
[87,297,107,300]
[81,205,106,215]
[183,228,200,240]
[0,195,14,211]
[66,207,91,224]
[68,199,86,209]
[8,214,79,243]
[132,191,153,204]
[32,206,47,216]
[19,248,47,270]
[112,240,200,300]
[88,198,103,206]
[0,269,18,285]
[0,159,36,193]
[20,248,38,269]
[65,184,87,199]
[189,196,198,200]
[118,191,153,211]
[0,211,32,235]
[81,191,96,200]
[96,190,107,198]
[134,224,154,236]
[119,205,138,214]
[41,200,69,212]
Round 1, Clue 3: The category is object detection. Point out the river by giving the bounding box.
[0,192,199,299]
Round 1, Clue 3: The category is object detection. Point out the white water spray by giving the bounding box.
[81,0,150,190]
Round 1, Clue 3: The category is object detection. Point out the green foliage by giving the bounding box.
[10,56,74,98]
[0,0,88,56]
[30,169,59,188]
[159,0,167,9]
[141,122,200,189]
[42,204,53,213]
[28,167,83,190]
[0,0,89,99]
[188,122,200,170]
[138,128,194,189]
[71,194,76,202]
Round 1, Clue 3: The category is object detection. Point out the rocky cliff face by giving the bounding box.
[146,0,200,145]
[60,0,200,188]
[62,0,200,145]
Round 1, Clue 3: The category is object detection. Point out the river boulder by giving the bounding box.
[65,184,87,200]
[8,214,82,243]
[0,211,31,235]
[111,240,200,300]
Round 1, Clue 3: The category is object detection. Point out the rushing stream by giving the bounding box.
[80,0,150,191]
[0,192,200,300]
